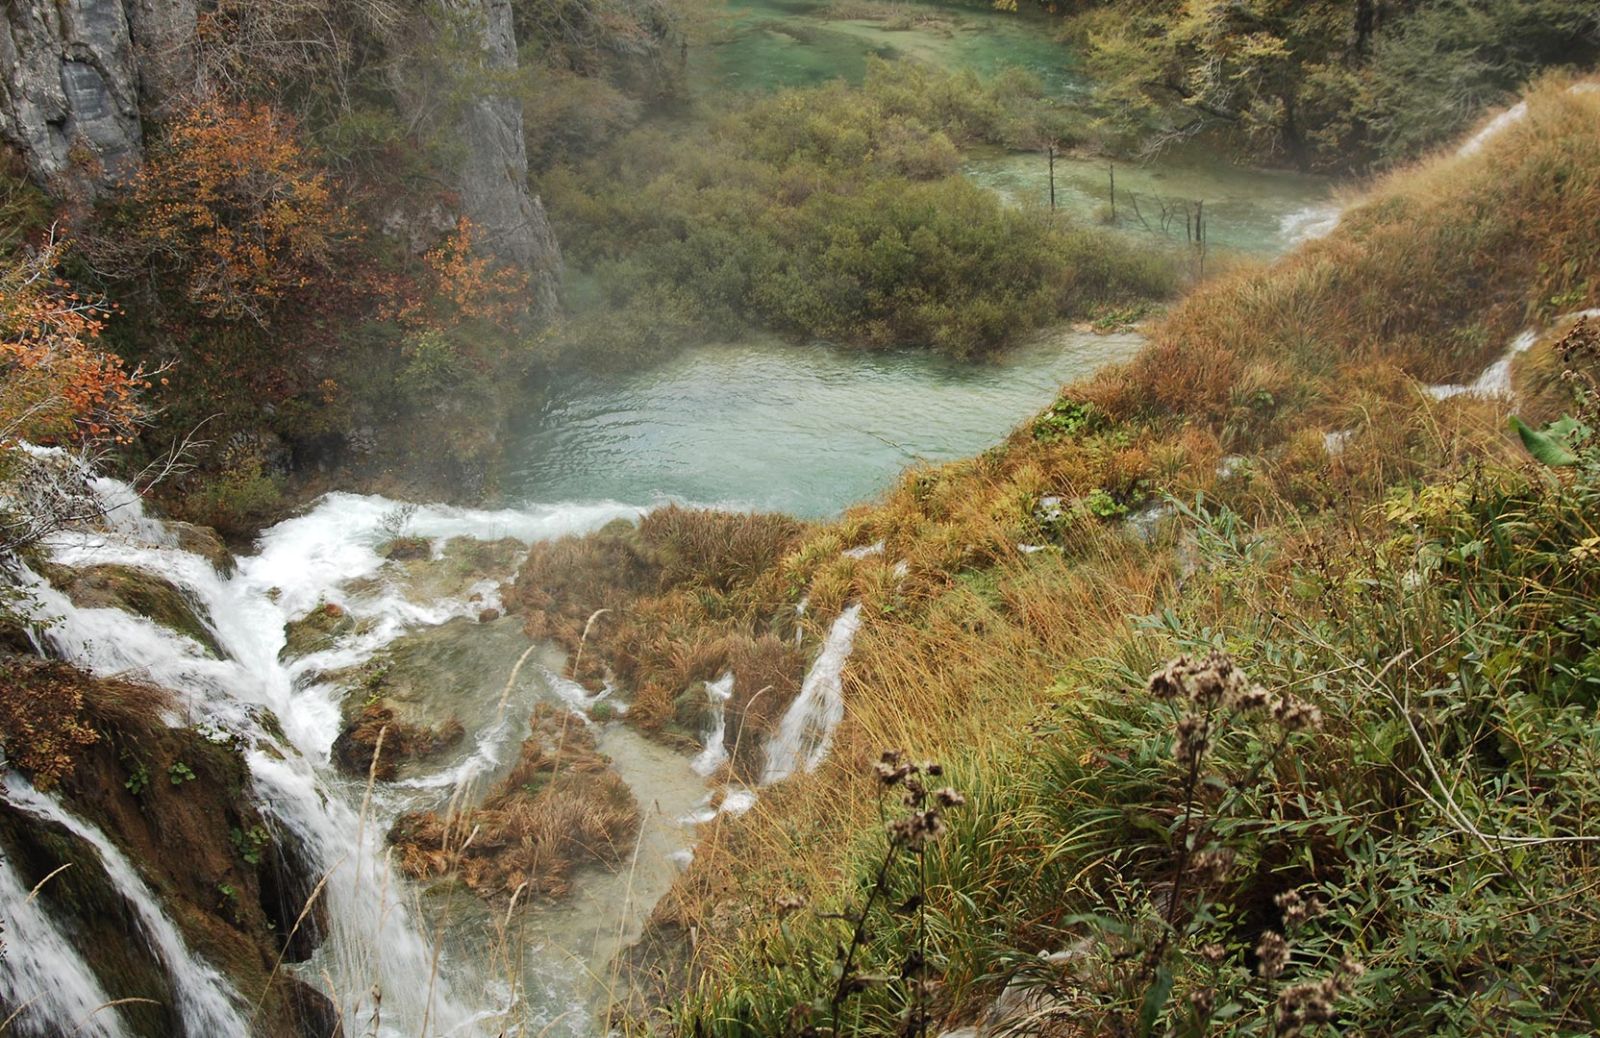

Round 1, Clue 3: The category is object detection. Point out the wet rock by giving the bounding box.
[0,668,331,1038]
[168,520,235,576]
[381,535,432,561]
[46,562,221,656]
[285,977,345,1038]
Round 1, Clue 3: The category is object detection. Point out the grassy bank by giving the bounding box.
[493,77,1600,1033]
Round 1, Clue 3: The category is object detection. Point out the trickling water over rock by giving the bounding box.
[762,603,864,784]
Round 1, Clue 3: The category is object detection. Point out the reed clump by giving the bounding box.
[330,701,465,781]
[389,704,639,902]
[507,506,811,742]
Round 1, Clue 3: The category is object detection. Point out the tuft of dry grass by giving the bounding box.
[389,704,639,902]
[330,701,465,781]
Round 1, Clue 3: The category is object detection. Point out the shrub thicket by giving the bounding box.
[542,61,1179,363]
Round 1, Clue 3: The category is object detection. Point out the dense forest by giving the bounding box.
[1,0,1599,1036]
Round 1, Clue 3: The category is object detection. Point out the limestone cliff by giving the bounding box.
[0,0,561,306]
[442,0,564,311]
[1,0,143,184]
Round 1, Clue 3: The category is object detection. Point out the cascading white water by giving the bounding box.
[1457,82,1599,158]
[8,460,645,1037]
[690,672,736,776]
[1427,310,1600,402]
[3,777,249,1035]
[1279,202,1342,245]
[0,850,131,1038]
[762,604,864,784]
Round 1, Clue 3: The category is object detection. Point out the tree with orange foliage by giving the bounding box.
[0,233,159,559]
[403,217,533,329]
[97,100,354,323]
[1,234,146,447]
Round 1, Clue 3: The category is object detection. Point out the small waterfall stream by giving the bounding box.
[762,603,865,784]
[3,777,250,1035]
[0,850,131,1038]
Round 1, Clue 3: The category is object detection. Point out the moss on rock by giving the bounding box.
[45,564,222,657]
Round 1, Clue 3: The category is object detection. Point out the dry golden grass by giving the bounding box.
[389,704,639,902]
[611,78,1600,1002]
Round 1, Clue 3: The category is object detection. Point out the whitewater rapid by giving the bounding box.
[4,460,645,1037]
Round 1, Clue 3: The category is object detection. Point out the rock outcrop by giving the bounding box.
[0,0,195,187]
[0,0,143,183]
[448,0,563,311]
[1,0,561,309]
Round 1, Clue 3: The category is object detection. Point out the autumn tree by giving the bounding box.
[94,100,354,323]
[0,234,160,558]
[1077,0,1599,169]
[1,235,145,448]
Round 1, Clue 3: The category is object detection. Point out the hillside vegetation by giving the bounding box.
[494,76,1600,1034]
[1062,0,1599,171]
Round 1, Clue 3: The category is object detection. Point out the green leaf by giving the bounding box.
[1509,415,1578,467]
[1137,965,1174,1038]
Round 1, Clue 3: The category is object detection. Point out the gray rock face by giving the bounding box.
[451,0,563,313]
[0,0,143,182]
[0,0,195,187]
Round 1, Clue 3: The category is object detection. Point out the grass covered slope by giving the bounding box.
[565,77,1600,1035]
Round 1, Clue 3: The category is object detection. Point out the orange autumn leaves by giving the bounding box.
[0,235,147,446]
[113,99,352,322]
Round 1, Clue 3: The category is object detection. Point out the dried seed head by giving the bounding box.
[1173,713,1212,766]
[1335,955,1365,995]
[1236,684,1274,713]
[1275,889,1324,929]
[1200,943,1227,964]
[1274,695,1323,732]
[1146,656,1194,700]
[1255,931,1290,980]
[1190,847,1236,885]
[876,761,912,786]
[1275,979,1337,1036]
[774,894,807,916]
[887,809,946,850]
[1190,987,1216,1019]
[934,787,966,808]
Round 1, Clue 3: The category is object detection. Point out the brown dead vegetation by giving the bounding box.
[507,507,809,741]
[330,700,465,781]
[388,704,639,902]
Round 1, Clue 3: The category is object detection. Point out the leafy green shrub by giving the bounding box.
[545,61,1178,359]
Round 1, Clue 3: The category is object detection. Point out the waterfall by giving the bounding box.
[690,672,736,776]
[1427,310,1600,402]
[0,849,131,1038]
[9,460,643,1037]
[762,604,864,784]
[1458,82,1599,158]
[1279,202,1342,245]
[3,777,249,1034]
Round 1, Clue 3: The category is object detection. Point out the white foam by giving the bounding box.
[762,604,864,784]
